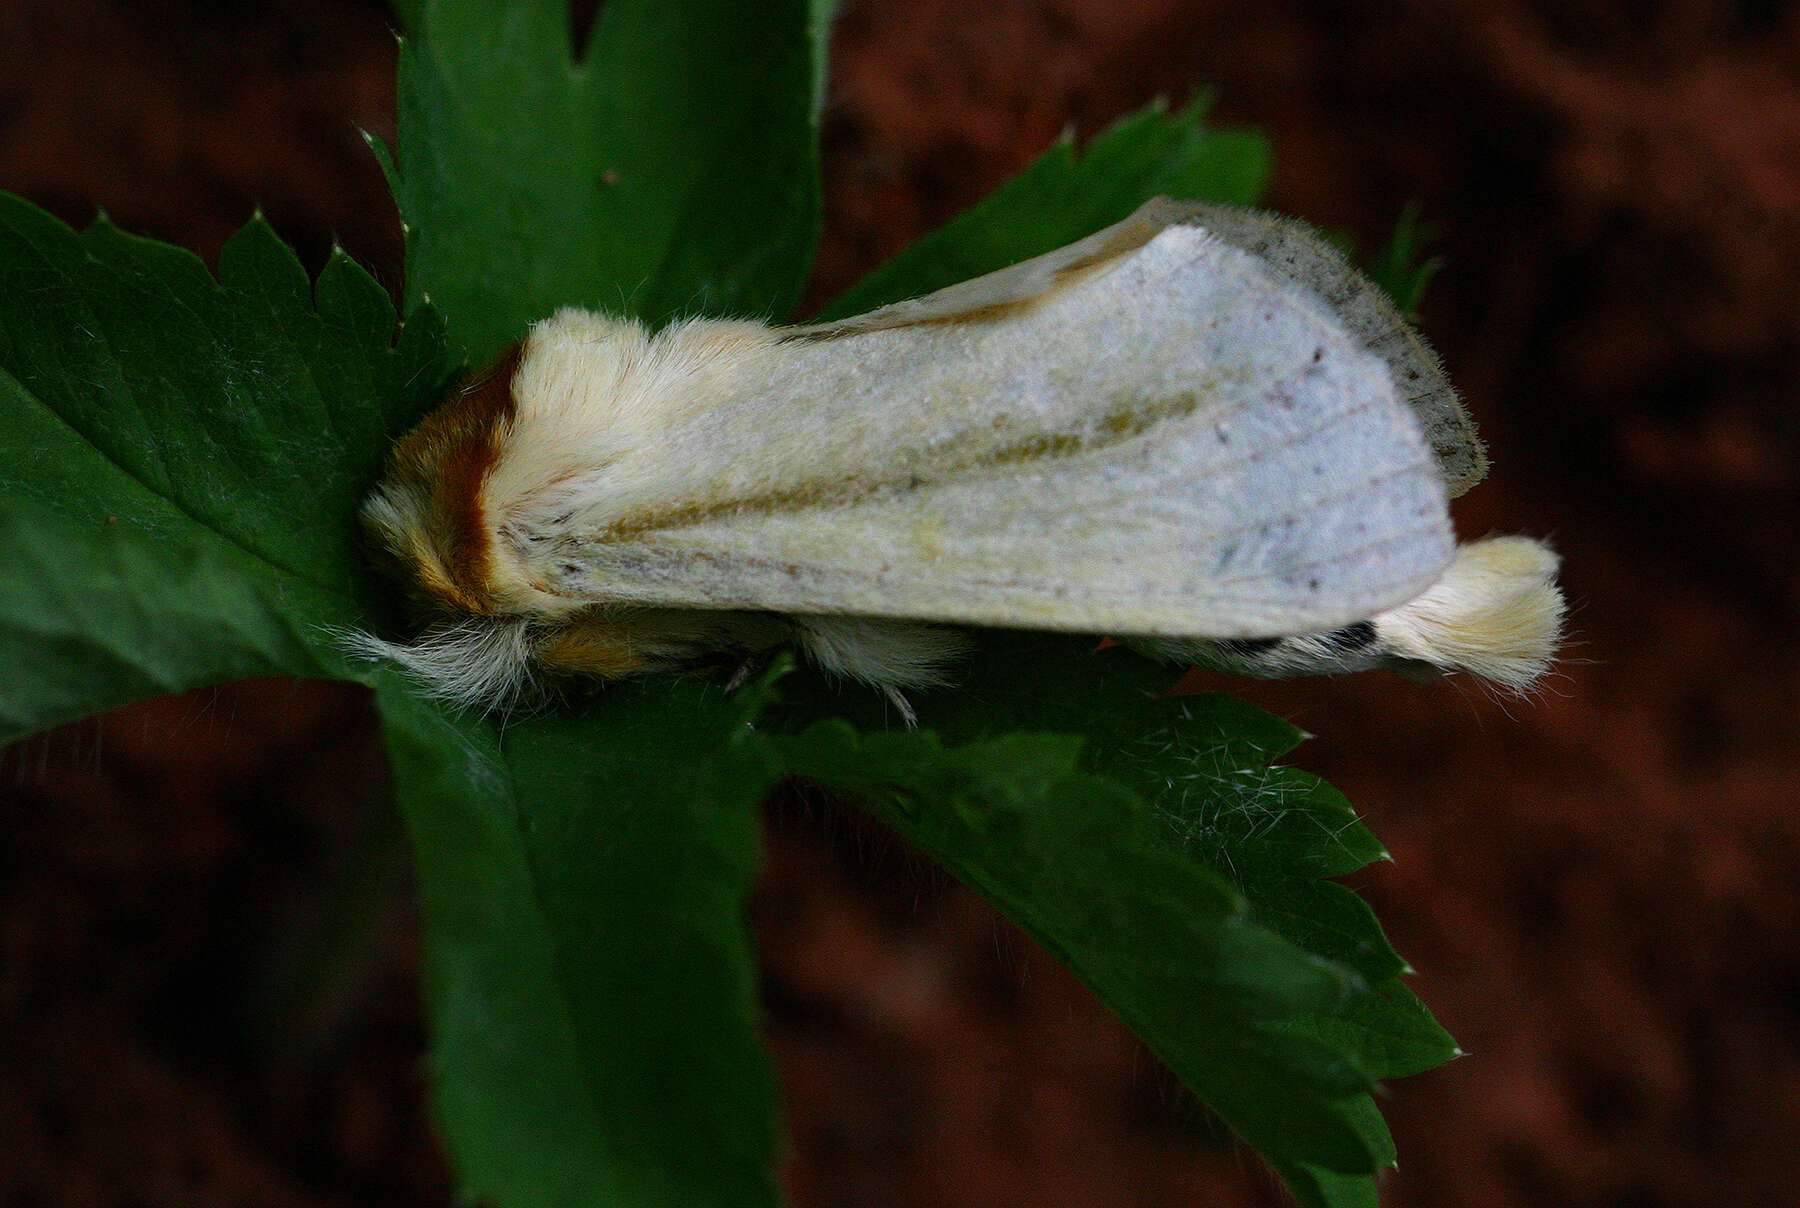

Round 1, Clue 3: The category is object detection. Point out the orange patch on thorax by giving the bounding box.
[391,342,523,613]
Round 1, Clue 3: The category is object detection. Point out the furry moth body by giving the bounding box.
[357,199,1563,712]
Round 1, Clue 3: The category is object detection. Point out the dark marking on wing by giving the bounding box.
[779,214,1165,341]
[586,391,1205,541]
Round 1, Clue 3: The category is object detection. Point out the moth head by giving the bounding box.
[362,343,525,618]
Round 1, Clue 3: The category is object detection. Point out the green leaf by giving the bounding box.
[0,504,331,741]
[777,633,1461,1202]
[767,707,1387,1176]
[806,0,840,116]
[1270,1097,1396,1208]
[395,0,830,364]
[766,637,1452,1193]
[0,194,450,740]
[1364,202,1442,319]
[815,95,1271,320]
[384,678,787,1208]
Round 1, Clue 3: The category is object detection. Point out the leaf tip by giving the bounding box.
[1175,90,1216,122]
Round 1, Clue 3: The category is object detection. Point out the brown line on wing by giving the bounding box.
[781,207,1178,340]
[587,390,1209,541]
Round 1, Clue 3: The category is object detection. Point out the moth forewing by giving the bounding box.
[492,225,1454,639]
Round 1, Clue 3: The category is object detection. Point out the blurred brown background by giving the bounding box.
[3,1,1798,1205]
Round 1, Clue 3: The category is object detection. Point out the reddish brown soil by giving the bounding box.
[3,2,1797,1205]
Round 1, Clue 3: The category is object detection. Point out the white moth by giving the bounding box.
[354,198,1563,716]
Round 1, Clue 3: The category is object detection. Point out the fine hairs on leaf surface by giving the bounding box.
[0,0,1483,1205]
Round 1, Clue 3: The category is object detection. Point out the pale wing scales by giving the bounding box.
[796,197,1486,498]
[1135,199,1488,496]
[503,228,1454,639]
